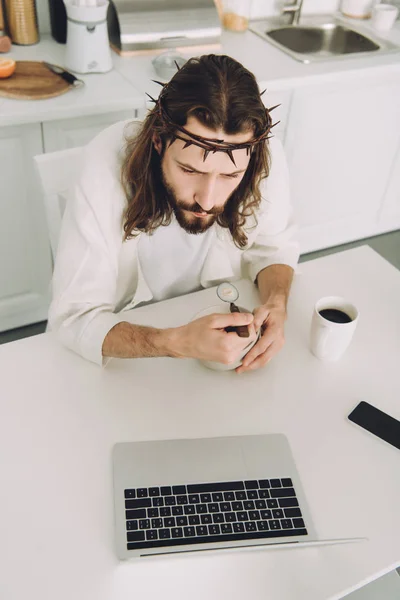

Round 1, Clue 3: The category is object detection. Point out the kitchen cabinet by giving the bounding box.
[284,74,400,254]
[0,123,52,332]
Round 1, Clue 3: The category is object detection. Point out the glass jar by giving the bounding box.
[221,0,253,32]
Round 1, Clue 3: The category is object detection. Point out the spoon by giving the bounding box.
[216,282,250,338]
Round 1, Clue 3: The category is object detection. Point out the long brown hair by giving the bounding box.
[121,54,271,248]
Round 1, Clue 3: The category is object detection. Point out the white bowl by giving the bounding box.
[191,303,260,371]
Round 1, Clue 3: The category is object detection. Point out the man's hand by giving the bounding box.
[235,304,287,374]
[175,312,257,365]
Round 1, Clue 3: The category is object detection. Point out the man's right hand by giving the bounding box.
[171,312,256,365]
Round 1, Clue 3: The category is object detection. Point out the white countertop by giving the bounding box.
[1,12,400,127]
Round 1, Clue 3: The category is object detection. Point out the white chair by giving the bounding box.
[34,147,83,263]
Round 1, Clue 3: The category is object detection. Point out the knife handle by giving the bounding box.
[60,70,79,86]
[228,302,250,338]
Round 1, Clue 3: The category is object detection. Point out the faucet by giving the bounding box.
[281,0,304,25]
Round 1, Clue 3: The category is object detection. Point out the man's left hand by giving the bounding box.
[235,304,287,374]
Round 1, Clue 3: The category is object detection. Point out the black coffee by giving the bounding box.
[319,308,352,324]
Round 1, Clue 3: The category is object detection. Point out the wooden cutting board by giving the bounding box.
[0,61,76,100]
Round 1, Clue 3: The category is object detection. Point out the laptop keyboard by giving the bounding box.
[124,478,307,551]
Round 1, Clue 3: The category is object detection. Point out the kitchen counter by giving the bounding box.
[1,12,400,127]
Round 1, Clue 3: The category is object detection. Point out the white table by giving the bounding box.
[1,246,399,600]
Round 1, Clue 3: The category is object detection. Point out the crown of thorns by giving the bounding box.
[146,65,280,166]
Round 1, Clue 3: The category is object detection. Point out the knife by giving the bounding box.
[42,62,84,88]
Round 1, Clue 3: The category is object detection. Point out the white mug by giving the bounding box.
[341,0,376,18]
[310,296,359,362]
[371,3,399,31]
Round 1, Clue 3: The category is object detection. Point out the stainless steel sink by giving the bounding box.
[249,16,400,63]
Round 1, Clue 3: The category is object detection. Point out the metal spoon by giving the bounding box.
[216,282,249,338]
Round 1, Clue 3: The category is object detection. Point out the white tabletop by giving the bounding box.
[0,245,399,600]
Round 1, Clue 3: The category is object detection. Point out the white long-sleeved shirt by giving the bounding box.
[48,120,300,365]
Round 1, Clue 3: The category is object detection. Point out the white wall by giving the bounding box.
[36,0,341,36]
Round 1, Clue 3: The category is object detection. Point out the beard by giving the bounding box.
[160,168,222,235]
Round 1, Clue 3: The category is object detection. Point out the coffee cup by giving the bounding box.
[192,304,260,371]
[310,296,359,362]
[371,3,399,31]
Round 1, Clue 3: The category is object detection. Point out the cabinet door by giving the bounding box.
[0,124,52,332]
[285,77,400,253]
[42,109,140,152]
[378,142,400,233]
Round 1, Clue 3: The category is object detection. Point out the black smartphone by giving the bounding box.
[348,401,400,450]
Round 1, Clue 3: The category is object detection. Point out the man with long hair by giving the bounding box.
[48,54,299,371]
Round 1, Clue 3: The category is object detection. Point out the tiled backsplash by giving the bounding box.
[37,0,341,36]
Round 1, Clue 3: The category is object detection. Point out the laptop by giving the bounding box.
[113,433,365,559]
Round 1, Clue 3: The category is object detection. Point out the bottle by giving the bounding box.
[221,0,253,32]
[49,0,67,44]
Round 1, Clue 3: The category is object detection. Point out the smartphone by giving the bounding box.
[348,401,400,450]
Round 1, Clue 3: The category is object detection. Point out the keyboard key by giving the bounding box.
[124,489,136,499]
[258,480,270,488]
[159,507,171,517]
[172,506,184,516]
[189,515,200,525]
[221,524,233,534]
[225,512,236,523]
[270,488,296,498]
[244,501,255,510]
[153,497,164,507]
[257,521,269,531]
[171,527,183,538]
[255,500,266,509]
[233,522,245,533]
[247,490,258,500]
[267,499,279,509]
[281,519,293,529]
[245,521,257,532]
[236,491,246,500]
[148,508,159,518]
[293,518,305,529]
[249,510,260,520]
[189,495,200,504]
[176,516,188,527]
[177,495,188,505]
[126,520,138,530]
[201,514,212,524]
[208,503,219,513]
[125,498,151,510]
[260,510,272,520]
[282,478,293,487]
[151,518,163,528]
[125,508,146,520]
[200,493,212,503]
[284,508,302,518]
[278,498,299,508]
[187,481,245,494]
[137,488,148,497]
[213,513,224,523]
[184,527,196,537]
[164,517,175,528]
[127,531,145,542]
[146,530,158,540]
[196,526,208,536]
[220,502,231,512]
[232,501,243,511]
[139,519,150,529]
[224,492,235,501]
[159,528,170,539]
[208,524,220,535]
[184,505,195,515]
[149,487,160,497]
[173,486,186,495]
[269,520,281,530]
[273,509,284,519]
[270,479,281,488]
[160,486,172,496]
[259,490,270,499]
[165,496,175,506]
[245,480,259,490]
[212,493,223,502]
[196,504,207,514]
[237,511,248,521]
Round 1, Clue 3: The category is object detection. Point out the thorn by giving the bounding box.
[174,60,181,71]
[268,104,281,112]
[227,150,236,166]
[145,92,157,103]
[270,120,280,129]
[246,146,250,156]
[151,80,167,87]
[203,149,210,162]
[167,135,177,148]
[183,140,193,149]
[260,88,267,96]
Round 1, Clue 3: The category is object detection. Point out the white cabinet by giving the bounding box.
[0,124,52,332]
[42,109,139,151]
[285,75,400,253]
